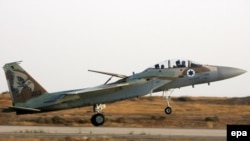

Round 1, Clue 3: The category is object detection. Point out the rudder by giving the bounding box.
[3,61,47,104]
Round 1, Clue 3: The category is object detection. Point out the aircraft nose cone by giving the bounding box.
[217,66,247,80]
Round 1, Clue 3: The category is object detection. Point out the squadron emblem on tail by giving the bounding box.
[3,62,47,103]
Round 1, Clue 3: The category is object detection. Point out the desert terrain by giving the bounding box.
[0,93,249,140]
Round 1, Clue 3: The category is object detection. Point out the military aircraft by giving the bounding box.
[2,59,246,126]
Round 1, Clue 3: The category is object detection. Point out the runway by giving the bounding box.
[0,125,225,138]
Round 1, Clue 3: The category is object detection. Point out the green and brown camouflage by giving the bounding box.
[3,61,47,104]
[2,59,246,126]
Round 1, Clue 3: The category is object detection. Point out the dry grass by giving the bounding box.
[0,136,116,141]
[0,136,219,141]
[0,93,249,129]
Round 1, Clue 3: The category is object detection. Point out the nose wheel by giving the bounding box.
[165,106,172,115]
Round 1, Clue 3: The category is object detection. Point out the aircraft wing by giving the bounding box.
[3,83,132,111]
[65,83,130,96]
[88,69,127,78]
[23,81,132,109]
[55,79,149,104]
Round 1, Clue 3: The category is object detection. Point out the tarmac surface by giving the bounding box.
[0,125,226,140]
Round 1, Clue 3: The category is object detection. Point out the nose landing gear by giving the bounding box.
[163,89,174,115]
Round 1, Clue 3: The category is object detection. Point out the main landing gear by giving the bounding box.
[163,89,173,115]
[91,104,106,126]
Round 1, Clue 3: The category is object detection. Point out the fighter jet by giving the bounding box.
[2,59,246,126]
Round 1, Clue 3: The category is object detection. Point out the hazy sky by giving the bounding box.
[0,0,249,97]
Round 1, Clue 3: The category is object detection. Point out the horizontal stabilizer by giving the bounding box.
[88,70,127,78]
[9,106,41,112]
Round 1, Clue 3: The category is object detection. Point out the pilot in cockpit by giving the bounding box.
[175,60,181,68]
[175,60,186,68]
[155,64,160,69]
[181,61,186,67]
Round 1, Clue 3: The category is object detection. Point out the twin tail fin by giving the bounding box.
[3,61,47,104]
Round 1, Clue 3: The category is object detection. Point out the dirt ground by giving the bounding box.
[0,93,249,141]
[0,93,249,129]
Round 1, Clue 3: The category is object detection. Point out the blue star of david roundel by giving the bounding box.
[187,69,195,77]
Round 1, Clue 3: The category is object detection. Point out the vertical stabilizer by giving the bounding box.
[3,61,47,104]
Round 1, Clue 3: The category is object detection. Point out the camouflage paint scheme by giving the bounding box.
[2,59,246,126]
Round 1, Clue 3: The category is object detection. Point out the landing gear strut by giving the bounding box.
[163,89,173,115]
[91,104,106,126]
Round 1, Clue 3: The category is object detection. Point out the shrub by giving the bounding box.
[51,116,65,124]
[175,96,192,102]
[78,119,87,124]
[205,115,219,122]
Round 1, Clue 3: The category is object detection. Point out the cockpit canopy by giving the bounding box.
[148,59,202,69]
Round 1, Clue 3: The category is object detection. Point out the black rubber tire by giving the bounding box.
[165,107,172,115]
[91,113,105,126]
